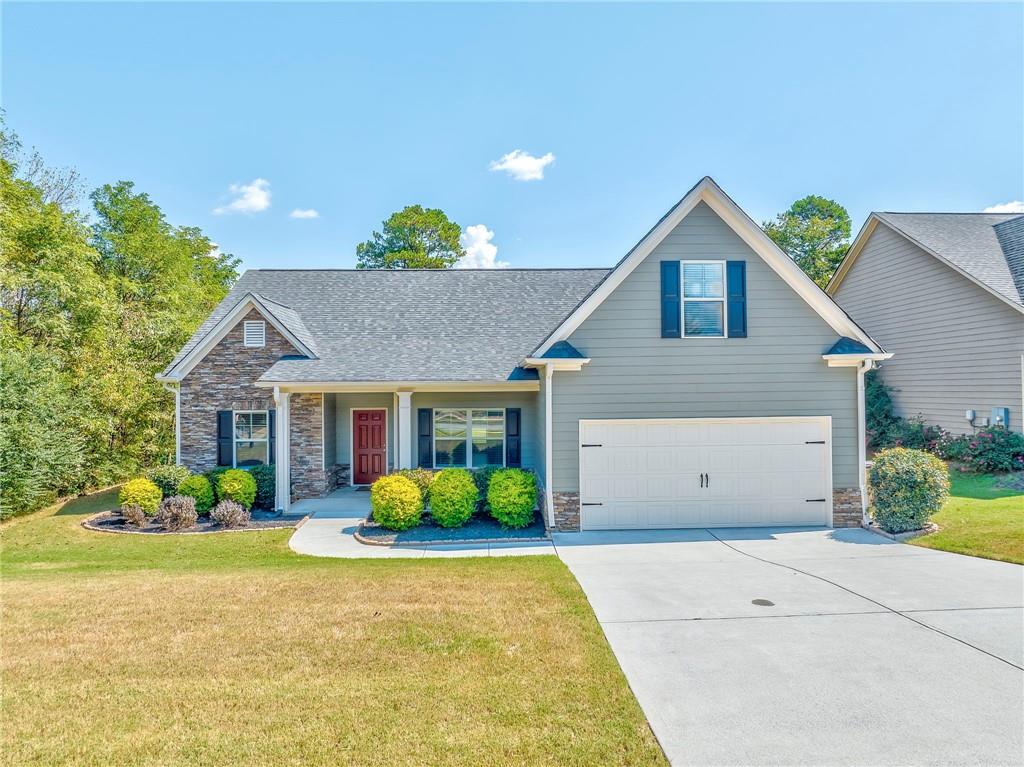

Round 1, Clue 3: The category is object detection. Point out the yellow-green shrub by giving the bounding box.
[487,469,537,529]
[370,474,423,530]
[428,468,476,528]
[178,474,214,514]
[119,478,162,517]
[216,469,257,510]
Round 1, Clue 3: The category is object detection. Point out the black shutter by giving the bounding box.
[267,409,276,466]
[417,408,433,468]
[726,261,747,338]
[505,408,522,468]
[216,410,233,466]
[660,260,681,338]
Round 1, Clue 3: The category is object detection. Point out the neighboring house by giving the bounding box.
[158,177,888,531]
[829,212,1024,435]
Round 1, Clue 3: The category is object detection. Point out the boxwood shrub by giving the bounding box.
[178,474,214,514]
[246,464,276,509]
[370,474,423,530]
[394,468,434,502]
[119,477,162,517]
[487,468,537,529]
[471,466,499,507]
[206,467,230,501]
[216,469,257,510]
[145,464,192,496]
[428,468,477,528]
[869,448,950,533]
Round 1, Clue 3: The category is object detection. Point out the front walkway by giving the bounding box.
[287,487,554,558]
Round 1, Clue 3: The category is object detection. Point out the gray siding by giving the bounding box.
[833,223,1024,434]
[323,393,337,467]
[553,201,860,491]
[534,375,547,487]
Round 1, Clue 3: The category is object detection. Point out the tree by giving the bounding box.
[763,195,851,288]
[356,205,464,269]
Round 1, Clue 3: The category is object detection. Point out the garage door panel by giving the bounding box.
[579,418,831,530]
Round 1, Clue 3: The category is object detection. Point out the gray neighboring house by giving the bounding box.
[829,212,1024,435]
[157,177,888,531]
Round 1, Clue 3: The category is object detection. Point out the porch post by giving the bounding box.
[274,387,291,512]
[396,391,413,469]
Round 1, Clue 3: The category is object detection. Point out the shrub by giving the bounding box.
[206,467,230,501]
[869,448,950,533]
[487,468,538,529]
[370,474,423,530]
[471,466,499,508]
[428,469,477,528]
[865,368,900,449]
[145,464,192,496]
[891,416,943,451]
[216,469,257,510]
[210,499,250,528]
[394,468,434,502]
[157,495,198,531]
[177,474,214,514]
[933,431,971,462]
[121,504,147,528]
[246,464,276,509]
[963,426,1024,473]
[119,477,162,517]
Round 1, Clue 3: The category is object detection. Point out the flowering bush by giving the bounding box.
[963,426,1024,473]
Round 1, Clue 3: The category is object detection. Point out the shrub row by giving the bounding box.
[370,467,537,531]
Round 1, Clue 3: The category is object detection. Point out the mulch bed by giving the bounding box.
[357,511,548,546]
[83,509,299,535]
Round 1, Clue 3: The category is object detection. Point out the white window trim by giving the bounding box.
[681,259,728,339]
[243,320,266,348]
[432,407,506,470]
[233,409,270,467]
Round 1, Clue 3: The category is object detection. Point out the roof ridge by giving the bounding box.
[248,267,613,272]
[878,211,1023,217]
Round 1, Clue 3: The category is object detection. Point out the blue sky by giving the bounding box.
[4,2,1023,271]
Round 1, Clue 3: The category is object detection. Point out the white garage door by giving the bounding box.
[579,417,832,530]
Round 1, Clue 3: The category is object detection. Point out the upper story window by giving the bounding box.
[433,408,505,469]
[682,261,725,337]
[243,320,266,347]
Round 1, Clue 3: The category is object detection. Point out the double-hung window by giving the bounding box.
[234,410,269,466]
[433,409,505,468]
[682,261,726,337]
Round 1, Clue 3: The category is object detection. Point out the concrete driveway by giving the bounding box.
[553,527,1024,766]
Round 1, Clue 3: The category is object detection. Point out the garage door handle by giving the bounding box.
[704,473,709,487]
[805,498,826,502]
[581,502,603,506]
[805,440,825,444]
[581,443,603,448]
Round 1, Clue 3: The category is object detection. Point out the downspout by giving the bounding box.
[160,381,181,465]
[857,359,874,525]
[544,365,554,529]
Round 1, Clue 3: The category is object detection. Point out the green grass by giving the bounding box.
[911,470,1024,564]
[1,490,665,767]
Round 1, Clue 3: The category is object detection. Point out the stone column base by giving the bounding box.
[552,491,581,532]
[832,487,863,528]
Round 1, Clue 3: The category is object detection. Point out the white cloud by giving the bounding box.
[289,208,319,219]
[457,224,509,269]
[212,178,271,215]
[489,149,555,181]
[983,200,1024,213]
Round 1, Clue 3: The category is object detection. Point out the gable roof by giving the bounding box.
[829,212,1024,312]
[529,176,885,357]
[160,269,608,383]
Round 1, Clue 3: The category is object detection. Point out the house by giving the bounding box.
[157,177,889,531]
[828,212,1024,435]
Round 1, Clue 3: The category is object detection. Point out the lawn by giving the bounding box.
[911,469,1024,565]
[0,490,665,767]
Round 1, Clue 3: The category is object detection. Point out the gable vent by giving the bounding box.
[243,320,266,348]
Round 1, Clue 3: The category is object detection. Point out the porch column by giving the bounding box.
[396,390,413,469]
[274,388,291,512]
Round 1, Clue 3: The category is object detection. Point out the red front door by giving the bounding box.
[353,409,387,485]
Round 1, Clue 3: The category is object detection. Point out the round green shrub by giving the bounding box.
[206,467,230,501]
[216,469,257,510]
[869,448,950,533]
[487,468,537,529]
[246,464,276,509]
[394,468,434,502]
[178,474,214,514]
[370,474,423,531]
[145,464,192,496]
[119,477,162,517]
[429,469,477,528]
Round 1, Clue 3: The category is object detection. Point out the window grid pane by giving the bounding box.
[683,263,724,299]
[471,409,504,468]
[684,301,724,337]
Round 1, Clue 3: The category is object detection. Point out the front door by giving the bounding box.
[353,409,387,485]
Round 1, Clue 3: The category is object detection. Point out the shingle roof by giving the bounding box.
[876,212,1024,306]
[541,340,586,359]
[826,337,873,355]
[168,269,609,382]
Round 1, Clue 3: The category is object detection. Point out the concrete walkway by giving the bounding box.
[287,488,554,558]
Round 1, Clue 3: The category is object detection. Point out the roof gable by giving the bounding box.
[530,177,883,357]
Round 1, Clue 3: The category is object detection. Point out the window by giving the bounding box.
[234,410,269,466]
[681,261,726,337]
[243,321,266,347]
[433,409,505,468]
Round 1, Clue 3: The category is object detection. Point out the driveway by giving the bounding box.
[553,527,1024,766]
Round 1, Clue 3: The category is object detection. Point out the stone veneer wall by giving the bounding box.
[552,491,580,532]
[832,487,863,528]
[289,393,326,502]
[179,308,297,473]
